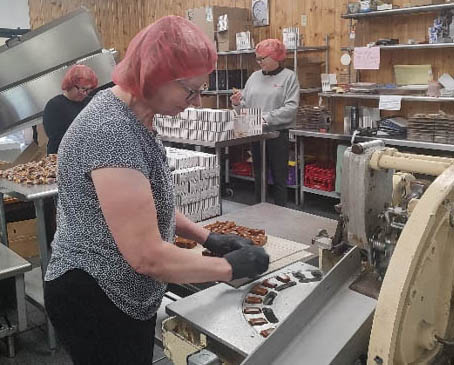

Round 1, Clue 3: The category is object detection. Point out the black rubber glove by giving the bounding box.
[203,232,253,257]
[224,246,270,280]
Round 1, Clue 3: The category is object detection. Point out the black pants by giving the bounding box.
[44,269,156,365]
[251,129,289,207]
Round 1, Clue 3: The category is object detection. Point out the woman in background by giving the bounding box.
[231,39,299,207]
[43,64,98,154]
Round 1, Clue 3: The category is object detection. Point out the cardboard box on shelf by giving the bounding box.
[394,64,433,85]
[7,218,39,259]
[186,6,251,52]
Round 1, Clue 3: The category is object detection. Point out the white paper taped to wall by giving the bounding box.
[379,95,402,111]
[353,47,380,70]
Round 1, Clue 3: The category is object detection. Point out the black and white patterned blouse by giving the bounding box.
[45,89,176,320]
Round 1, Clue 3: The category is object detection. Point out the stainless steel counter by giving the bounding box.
[0,244,31,280]
[0,244,32,335]
[0,180,57,201]
[0,180,57,349]
[290,128,454,207]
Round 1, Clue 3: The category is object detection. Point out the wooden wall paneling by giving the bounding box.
[28,0,451,80]
[270,0,292,40]
[28,0,341,71]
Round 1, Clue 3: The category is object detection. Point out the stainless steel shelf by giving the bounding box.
[159,132,279,149]
[319,92,454,103]
[300,87,322,94]
[342,3,454,19]
[201,90,233,96]
[290,129,454,152]
[341,43,454,51]
[230,173,255,182]
[0,179,58,201]
[302,186,340,199]
[217,46,328,56]
[229,172,299,189]
[202,88,321,96]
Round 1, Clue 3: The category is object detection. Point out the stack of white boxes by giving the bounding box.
[155,108,235,142]
[166,147,220,222]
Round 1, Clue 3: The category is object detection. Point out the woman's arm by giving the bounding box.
[231,74,253,110]
[263,72,300,127]
[175,210,209,243]
[91,167,232,284]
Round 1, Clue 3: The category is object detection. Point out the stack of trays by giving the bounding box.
[408,113,454,144]
[295,106,331,131]
[155,108,235,142]
[166,147,220,222]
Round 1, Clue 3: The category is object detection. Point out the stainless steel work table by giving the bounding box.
[290,129,454,206]
[159,132,280,211]
[0,243,32,357]
[0,180,58,350]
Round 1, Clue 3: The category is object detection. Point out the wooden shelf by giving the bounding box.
[229,173,299,190]
[217,46,328,56]
[342,3,454,19]
[319,92,454,103]
[202,88,321,96]
[341,43,454,51]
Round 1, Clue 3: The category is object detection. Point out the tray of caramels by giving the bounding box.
[175,221,267,251]
[175,220,313,288]
[0,155,57,185]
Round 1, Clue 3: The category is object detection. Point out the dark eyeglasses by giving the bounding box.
[176,80,207,102]
[75,85,93,94]
[255,56,269,63]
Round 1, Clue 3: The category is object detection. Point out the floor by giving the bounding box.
[0,180,339,364]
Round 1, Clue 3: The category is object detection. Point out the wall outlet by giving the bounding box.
[301,14,307,27]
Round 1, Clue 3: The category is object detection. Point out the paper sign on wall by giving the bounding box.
[353,47,380,70]
[379,95,402,111]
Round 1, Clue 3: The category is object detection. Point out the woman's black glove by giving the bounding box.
[224,246,270,280]
[203,232,253,257]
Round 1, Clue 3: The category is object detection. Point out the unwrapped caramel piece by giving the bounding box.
[243,307,262,315]
[262,279,278,289]
[250,285,268,296]
[245,296,262,304]
[276,274,291,283]
[260,327,275,337]
[249,318,268,326]
[175,237,198,249]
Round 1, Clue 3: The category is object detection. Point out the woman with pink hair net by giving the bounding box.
[231,39,300,207]
[43,64,98,154]
[44,16,268,364]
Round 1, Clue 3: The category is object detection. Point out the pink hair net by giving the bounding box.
[255,39,287,62]
[61,65,98,91]
[112,15,218,99]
